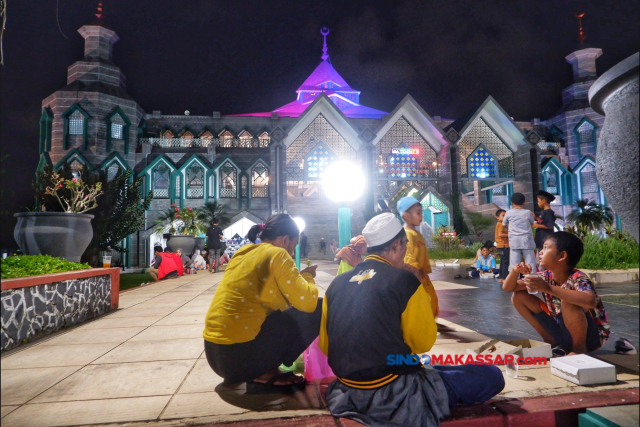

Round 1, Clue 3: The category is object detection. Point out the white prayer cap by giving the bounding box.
[362,213,403,248]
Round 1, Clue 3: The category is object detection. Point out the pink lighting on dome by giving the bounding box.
[230,27,388,119]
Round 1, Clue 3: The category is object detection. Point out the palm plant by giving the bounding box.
[152,206,180,237]
[567,199,613,232]
[195,201,231,230]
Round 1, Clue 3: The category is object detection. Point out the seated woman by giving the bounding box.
[191,249,207,271]
[203,214,321,394]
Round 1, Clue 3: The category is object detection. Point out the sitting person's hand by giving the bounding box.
[523,275,550,294]
[300,265,318,278]
[513,262,532,275]
[418,269,429,282]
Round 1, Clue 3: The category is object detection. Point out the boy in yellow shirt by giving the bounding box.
[397,196,439,318]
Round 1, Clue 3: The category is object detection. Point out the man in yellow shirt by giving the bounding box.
[203,214,320,394]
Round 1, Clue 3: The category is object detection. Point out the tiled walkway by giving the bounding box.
[1,263,638,427]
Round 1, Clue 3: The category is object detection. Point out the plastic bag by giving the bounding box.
[303,337,335,381]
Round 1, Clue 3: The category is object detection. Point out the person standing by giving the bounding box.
[319,238,327,255]
[300,232,308,258]
[495,209,510,282]
[206,218,224,273]
[503,193,536,271]
[533,190,557,250]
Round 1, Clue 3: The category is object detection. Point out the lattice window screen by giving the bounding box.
[153,163,170,198]
[107,163,121,181]
[421,193,448,212]
[187,164,204,198]
[376,117,438,178]
[544,168,559,194]
[219,162,237,198]
[286,114,355,181]
[577,121,595,145]
[175,175,181,198]
[580,164,598,194]
[69,110,84,135]
[252,162,269,197]
[458,118,514,178]
[468,146,497,179]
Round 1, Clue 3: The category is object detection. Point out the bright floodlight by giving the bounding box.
[322,161,365,202]
[293,217,306,234]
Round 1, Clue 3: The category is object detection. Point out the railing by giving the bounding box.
[187,188,204,199]
[140,138,270,148]
[252,187,268,198]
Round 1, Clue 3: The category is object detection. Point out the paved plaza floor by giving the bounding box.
[1,262,638,427]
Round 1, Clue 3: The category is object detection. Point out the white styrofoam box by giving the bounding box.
[435,262,445,267]
[550,354,617,385]
[467,338,521,364]
[505,339,553,359]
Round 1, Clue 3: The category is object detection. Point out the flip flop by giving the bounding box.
[454,274,462,279]
[246,371,306,395]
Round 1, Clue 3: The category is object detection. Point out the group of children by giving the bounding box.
[394,191,609,357]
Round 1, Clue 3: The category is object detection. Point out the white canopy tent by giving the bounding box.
[222,217,257,240]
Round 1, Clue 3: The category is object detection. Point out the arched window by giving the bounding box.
[467,146,497,179]
[241,174,248,198]
[576,121,595,145]
[580,163,599,202]
[219,162,237,198]
[219,130,234,147]
[152,163,170,198]
[161,130,174,139]
[458,118,514,179]
[305,143,336,180]
[68,110,84,135]
[543,167,559,195]
[110,115,126,140]
[186,164,204,198]
[200,130,213,140]
[252,162,269,197]
[181,130,194,139]
[107,163,121,182]
[258,131,270,147]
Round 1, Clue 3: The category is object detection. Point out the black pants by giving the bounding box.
[498,248,510,279]
[204,297,323,383]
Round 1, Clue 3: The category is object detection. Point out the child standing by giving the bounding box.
[533,190,557,250]
[503,193,536,271]
[502,231,610,355]
[397,196,439,317]
[495,209,509,282]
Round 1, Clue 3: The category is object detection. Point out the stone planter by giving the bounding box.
[167,234,196,256]
[13,212,94,262]
[194,237,206,252]
[589,52,639,242]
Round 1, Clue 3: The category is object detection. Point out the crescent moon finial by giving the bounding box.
[320,27,330,61]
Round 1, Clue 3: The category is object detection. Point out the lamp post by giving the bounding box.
[322,161,366,250]
[293,217,305,270]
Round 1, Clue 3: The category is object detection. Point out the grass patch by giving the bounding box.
[577,234,640,270]
[120,273,154,291]
[429,248,477,260]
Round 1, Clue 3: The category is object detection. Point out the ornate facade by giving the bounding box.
[36,16,616,266]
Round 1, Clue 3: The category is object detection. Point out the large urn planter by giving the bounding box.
[194,237,206,252]
[167,235,196,256]
[13,212,94,263]
[589,52,639,242]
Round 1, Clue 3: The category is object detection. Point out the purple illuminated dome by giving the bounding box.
[230,28,388,119]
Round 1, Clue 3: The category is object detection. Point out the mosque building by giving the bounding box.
[35,9,617,266]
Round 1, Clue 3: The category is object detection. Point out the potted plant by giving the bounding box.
[14,167,103,262]
[152,205,201,255]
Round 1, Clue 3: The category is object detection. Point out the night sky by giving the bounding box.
[0,0,638,247]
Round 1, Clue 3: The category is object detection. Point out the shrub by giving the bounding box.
[429,247,477,260]
[577,234,640,270]
[1,255,91,279]
[432,226,464,251]
[465,212,494,241]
